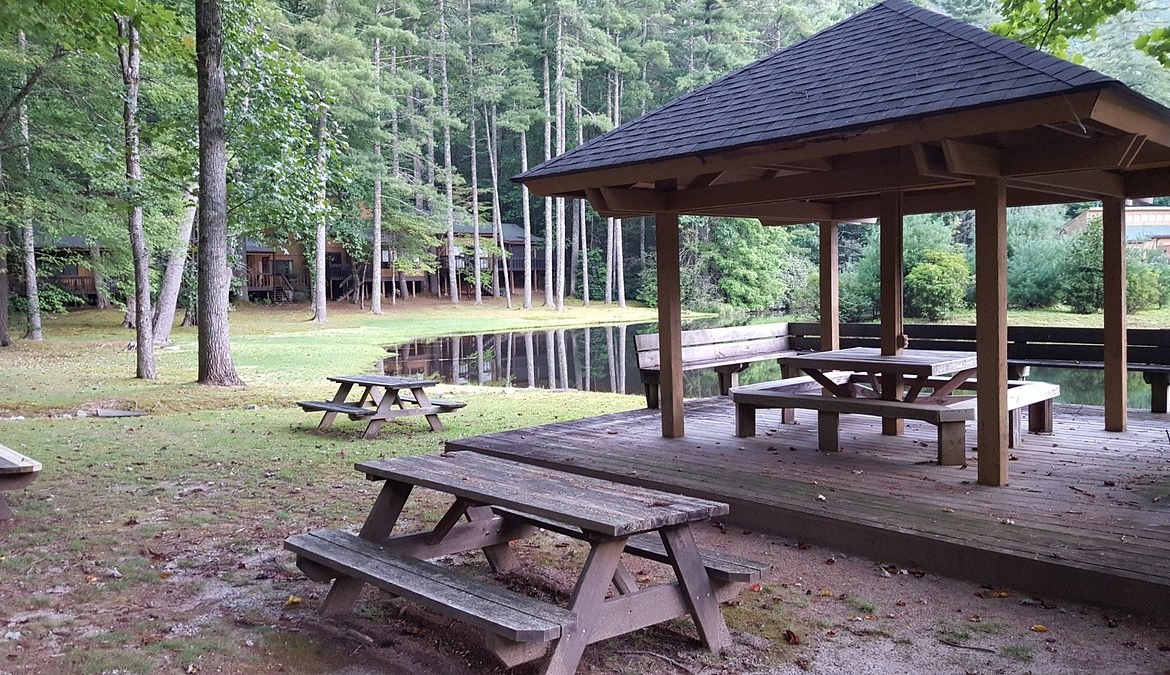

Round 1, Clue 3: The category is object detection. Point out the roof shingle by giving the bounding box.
[517,0,1120,182]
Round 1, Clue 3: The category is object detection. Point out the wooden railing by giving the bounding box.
[48,275,96,296]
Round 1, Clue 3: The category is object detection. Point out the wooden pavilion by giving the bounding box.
[515,0,1170,487]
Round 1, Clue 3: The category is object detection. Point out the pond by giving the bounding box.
[380,323,1147,408]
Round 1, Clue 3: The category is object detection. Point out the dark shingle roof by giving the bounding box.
[517,0,1118,182]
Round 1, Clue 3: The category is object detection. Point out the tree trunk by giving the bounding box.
[92,243,111,309]
[553,11,566,312]
[606,216,614,304]
[579,199,588,306]
[371,33,384,315]
[312,109,329,322]
[118,17,155,378]
[467,0,482,305]
[542,54,553,306]
[485,105,510,306]
[18,32,42,341]
[153,190,197,343]
[195,0,243,386]
[440,0,458,304]
[520,129,532,309]
[0,160,9,346]
[616,217,626,307]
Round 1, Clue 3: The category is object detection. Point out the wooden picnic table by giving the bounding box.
[0,443,42,520]
[781,346,979,402]
[732,347,1057,465]
[285,452,766,674]
[297,374,464,439]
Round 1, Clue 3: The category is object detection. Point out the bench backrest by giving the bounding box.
[0,444,42,475]
[635,323,791,370]
[788,323,1170,367]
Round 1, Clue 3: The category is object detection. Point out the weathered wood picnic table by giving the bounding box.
[0,443,42,519]
[285,452,767,674]
[731,347,1058,465]
[297,374,465,439]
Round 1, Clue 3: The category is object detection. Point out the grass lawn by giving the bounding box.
[0,297,678,674]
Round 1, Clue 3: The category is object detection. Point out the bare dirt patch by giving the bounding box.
[4,494,1168,675]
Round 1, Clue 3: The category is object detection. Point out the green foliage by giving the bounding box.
[1007,205,1070,309]
[10,282,82,315]
[1059,218,1104,314]
[992,0,1138,59]
[1008,237,1067,308]
[1126,257,1161,314]
[904,250,970,320]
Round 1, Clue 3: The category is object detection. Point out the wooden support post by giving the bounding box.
[655,211,685,438]
[819,221,840,351]
[1102,197,1127,432]
[975,177,1009,487]
[879,193,904,436]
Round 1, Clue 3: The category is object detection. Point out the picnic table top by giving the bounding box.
[0,445,42,475]
[781,347,978,377]
[326,374,437,388]
[356,452,728,538]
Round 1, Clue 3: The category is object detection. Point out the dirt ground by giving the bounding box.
[5,493,1169,675]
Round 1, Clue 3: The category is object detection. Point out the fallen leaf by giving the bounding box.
[784,629,801,645]
[819,588,834,597]
[285,595,303,606]
[748,582,762,592]
[1031,624,1049,633]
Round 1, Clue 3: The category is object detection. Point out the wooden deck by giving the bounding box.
[447,398,1170,617]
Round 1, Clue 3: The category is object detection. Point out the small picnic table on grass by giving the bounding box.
[284,452,767,674]
[297,374,464,439]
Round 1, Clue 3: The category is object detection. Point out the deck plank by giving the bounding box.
[447,399,1170,616]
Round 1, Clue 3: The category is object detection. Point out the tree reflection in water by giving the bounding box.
[381,326,1127,407]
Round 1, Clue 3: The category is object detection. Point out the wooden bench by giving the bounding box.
[635,323,796,408]
[788,323,1170,413]
[296,400,375,418]
[287,529,576,665]
[731,376,1058,465]
[0,444,42,520]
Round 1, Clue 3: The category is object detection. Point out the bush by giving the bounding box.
[1008,237,1067,309]
[905,250,970,320]
[1059,218,1104,314]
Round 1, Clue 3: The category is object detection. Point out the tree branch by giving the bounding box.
[0,46,68,140]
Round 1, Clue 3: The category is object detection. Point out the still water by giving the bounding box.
[381,323,1143,408]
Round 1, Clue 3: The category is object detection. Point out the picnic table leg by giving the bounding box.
[320,480,413,616]
[937,422,966,465]
[1144,372,1168,414]
[734,403,756,438]
[817,411,840,452]
[1028,399,1053,434]
[660,524,732,652]
[360,386,403,439]
[465,505,521,573]
[1008,410,1022,448]
[412,387,445,432]
[318,382,356,430]
[542,537,627,675]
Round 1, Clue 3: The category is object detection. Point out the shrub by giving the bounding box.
[905,250,970,320]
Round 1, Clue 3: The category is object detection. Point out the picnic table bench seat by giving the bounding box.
[635,323,795,409]
[296,400,376,418]
[287,529,577,664]
[731,374,1058,466]
[0,443,42,519]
